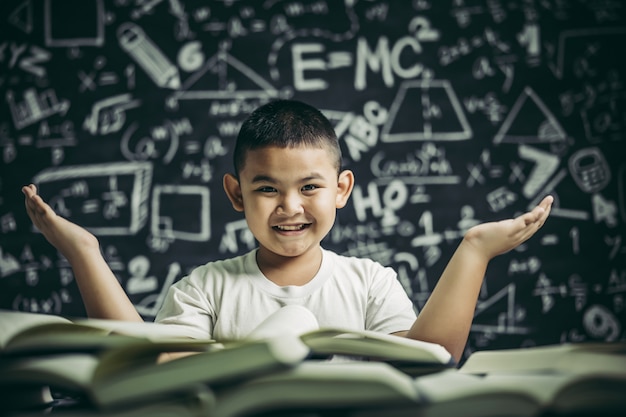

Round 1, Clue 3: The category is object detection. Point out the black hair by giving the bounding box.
[232,100,342,177]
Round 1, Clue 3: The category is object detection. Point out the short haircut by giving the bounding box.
[233,100,342,177]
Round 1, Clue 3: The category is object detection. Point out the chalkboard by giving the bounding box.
[0,0,624,359]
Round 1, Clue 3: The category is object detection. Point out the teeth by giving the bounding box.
[276,224,305,231]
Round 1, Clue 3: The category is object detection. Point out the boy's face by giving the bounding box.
[223,145,354,264]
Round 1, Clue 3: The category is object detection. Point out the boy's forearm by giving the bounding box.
[69,247,143,322]
[406,238,488,362]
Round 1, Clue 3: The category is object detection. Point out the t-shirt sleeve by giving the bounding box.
[154,276,215,340]
[365,264,418,334]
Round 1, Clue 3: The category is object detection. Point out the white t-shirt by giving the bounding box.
[154,248,417,340]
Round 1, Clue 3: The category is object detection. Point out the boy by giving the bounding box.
[23,100,553,362]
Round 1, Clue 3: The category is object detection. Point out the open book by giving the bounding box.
[213,361,422,417]
[0,309,205,356]
[0,309,453,413]
[0,310,312,411]
[1,309,452,366]
[214,359,626,417]
[459,341,626,375]
[300,328,455,374]
[355,368,626,417]
[0,333,309,410]
[245,305,455,374]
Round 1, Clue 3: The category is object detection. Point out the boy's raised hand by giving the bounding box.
[22,184,143,321]
[408,195,554,361]
[22,184,100,262]
[463,195,554,261]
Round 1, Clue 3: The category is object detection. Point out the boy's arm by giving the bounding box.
[22,184,143,322]
[404,196,553,362]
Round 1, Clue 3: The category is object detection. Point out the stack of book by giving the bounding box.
[0,309,452,416]
[1,309,625,417]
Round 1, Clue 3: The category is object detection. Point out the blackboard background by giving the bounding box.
[1,0,624,360]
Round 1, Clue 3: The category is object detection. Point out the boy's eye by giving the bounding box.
[302,184,318,192]
[257,186,277,193]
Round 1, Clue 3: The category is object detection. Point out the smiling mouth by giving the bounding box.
[273,224,310,231]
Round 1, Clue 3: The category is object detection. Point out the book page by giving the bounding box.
[1,310,213,355]
[301,328,453,364]
[460,343,626,375]
[0,353,100,391]
[91,335,310,408]
[73,317,211,341]
[214,361,420,417]
[0,310,72,349]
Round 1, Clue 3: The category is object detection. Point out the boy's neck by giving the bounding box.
[255,246,323,287]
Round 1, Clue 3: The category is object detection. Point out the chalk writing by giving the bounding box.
[0,0,623,357]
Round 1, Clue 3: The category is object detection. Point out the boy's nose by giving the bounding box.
[277,193,304,215]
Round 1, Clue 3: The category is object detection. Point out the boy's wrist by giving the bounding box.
[458,237,492,264]
[61,242,102,264]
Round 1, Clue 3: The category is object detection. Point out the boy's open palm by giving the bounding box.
[22,184,100,262]
[463,195,554,261]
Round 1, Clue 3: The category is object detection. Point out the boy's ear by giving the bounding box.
[336,169,355,209]
[223,173,245,212]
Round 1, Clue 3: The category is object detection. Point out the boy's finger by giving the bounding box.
[23,186,39,202]
[538,197,553,222]
[540,195,554,210]
[522,205,544,225]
